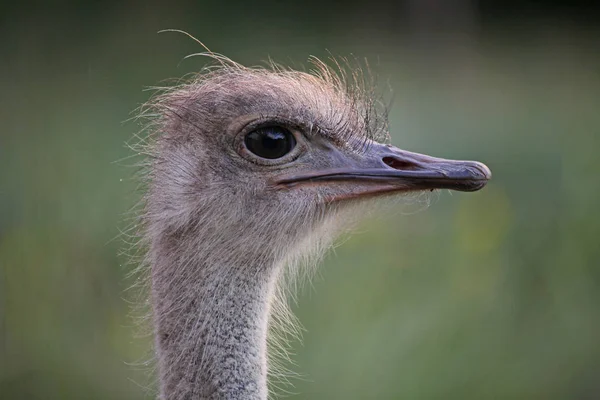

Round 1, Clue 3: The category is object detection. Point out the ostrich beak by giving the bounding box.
[273,142,491,195]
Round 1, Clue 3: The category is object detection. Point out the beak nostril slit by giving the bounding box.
[382,157,419,171]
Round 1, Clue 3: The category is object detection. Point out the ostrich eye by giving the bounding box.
[244,126,296,160]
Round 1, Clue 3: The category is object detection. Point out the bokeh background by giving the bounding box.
[1,0,599,398]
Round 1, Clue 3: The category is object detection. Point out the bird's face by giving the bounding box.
[150,68,490,244]
[227,114,490,205]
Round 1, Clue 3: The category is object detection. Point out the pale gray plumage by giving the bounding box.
[136,54,490,400]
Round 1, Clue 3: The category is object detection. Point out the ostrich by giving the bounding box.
[137,53,490,400]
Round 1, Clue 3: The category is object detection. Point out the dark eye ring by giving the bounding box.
[244,126,297,160]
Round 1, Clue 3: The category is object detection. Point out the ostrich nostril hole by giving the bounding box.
[382,157,419,171]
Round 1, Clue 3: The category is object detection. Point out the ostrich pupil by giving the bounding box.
[245,126,296,159]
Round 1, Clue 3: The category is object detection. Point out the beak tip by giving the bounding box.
[474,161,492,180]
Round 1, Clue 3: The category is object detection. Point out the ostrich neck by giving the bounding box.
[150,235,280,400]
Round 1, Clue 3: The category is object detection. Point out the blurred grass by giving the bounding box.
[1,3,600,399]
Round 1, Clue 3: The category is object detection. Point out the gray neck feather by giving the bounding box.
[151,230,282,400]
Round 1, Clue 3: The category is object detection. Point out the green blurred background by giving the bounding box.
[1,1,599,399]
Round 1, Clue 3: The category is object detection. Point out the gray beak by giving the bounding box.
[275,142,491,193]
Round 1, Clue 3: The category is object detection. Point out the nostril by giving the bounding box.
[382,156,419,171]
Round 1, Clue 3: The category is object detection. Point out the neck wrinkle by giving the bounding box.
[152,249,281,400]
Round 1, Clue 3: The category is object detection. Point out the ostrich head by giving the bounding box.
[139,56,490,400]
